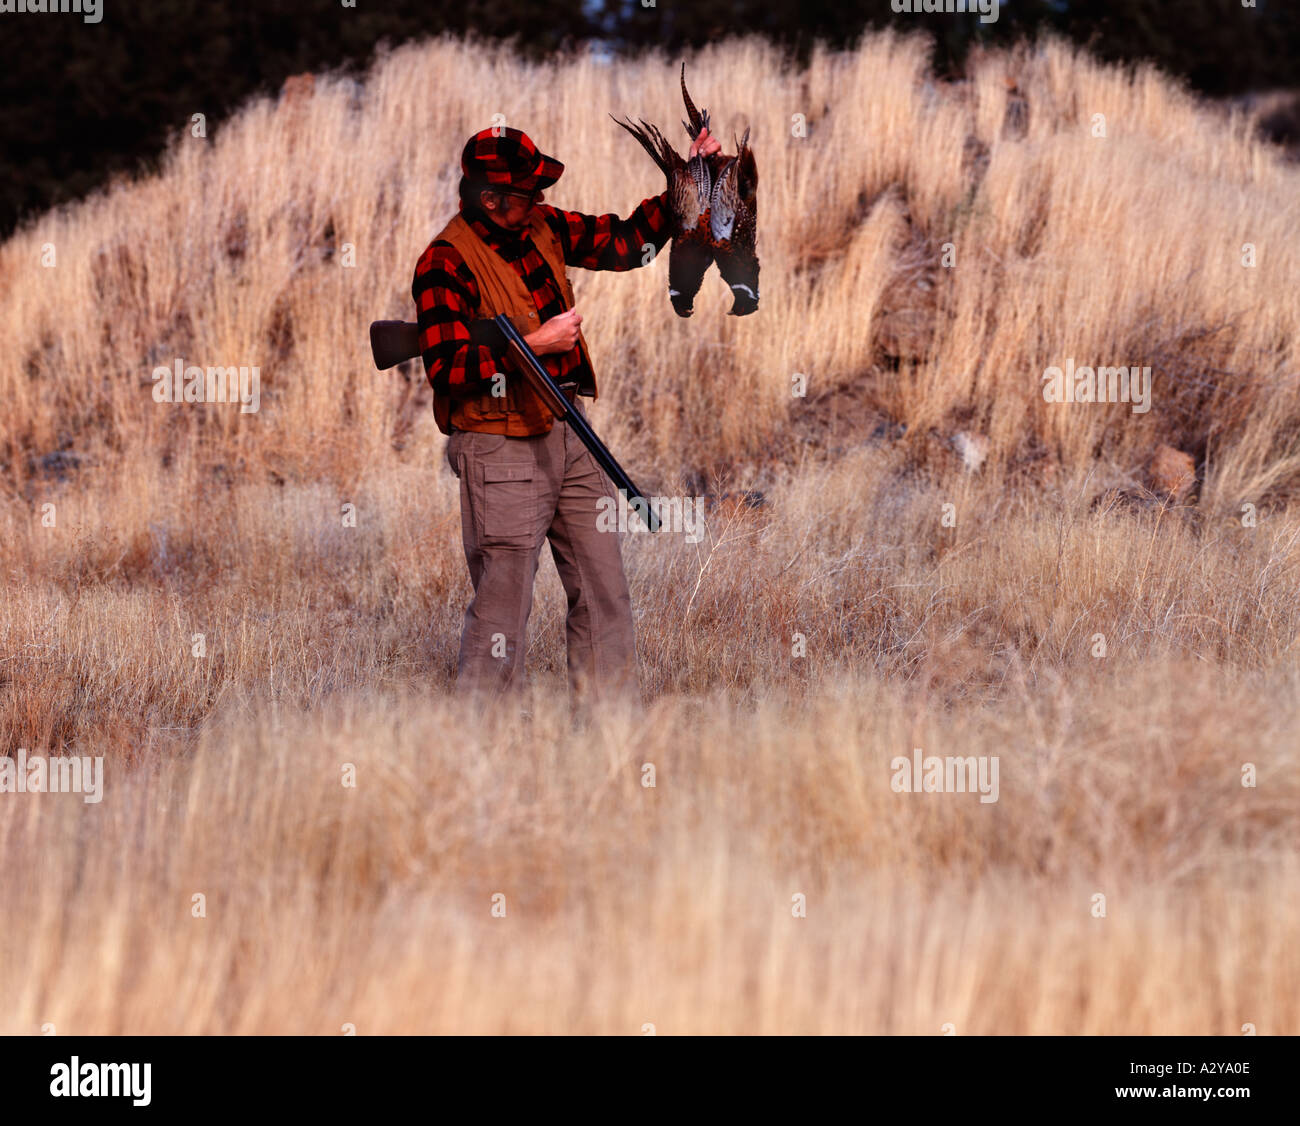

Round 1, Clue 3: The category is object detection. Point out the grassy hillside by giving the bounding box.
[0,32,1297,1033]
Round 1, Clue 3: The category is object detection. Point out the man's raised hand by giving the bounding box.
[688,126,721,161]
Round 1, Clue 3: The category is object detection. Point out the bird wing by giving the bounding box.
[709,159,738,243]
[672,165,704,234]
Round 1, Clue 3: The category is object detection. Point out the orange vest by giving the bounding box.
[431,209,596,437]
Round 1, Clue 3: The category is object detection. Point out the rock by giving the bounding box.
[950,430,988,473]
[1146,444,1195,501]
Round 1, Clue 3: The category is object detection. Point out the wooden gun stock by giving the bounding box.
[369,320,421,370]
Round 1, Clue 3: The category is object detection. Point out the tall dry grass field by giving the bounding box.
[1,32,1298,1034]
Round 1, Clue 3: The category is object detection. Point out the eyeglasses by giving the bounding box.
[495,188,541,206]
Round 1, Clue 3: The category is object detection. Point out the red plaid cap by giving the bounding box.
[460,127,564,192]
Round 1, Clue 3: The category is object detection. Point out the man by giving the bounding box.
[412,124,721,700]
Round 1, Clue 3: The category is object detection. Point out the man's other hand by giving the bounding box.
[688,126,722,161]
[525,308,583,355]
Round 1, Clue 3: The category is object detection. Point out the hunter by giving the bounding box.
[412,125,721,699]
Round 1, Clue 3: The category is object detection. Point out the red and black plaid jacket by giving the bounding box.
[411,194,672,398]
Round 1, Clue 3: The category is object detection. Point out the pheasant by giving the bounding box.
[611,64,758,317]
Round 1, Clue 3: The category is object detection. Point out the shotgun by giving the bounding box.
[367,317,660,532]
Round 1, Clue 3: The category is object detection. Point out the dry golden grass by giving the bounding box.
[1,32,1298,1034]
